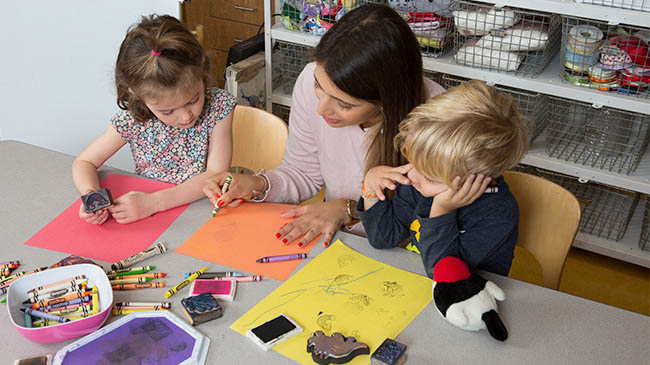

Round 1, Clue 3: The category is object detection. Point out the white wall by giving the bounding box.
[0,1,180,171]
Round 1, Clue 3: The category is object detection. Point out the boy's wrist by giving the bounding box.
[429,203,451,218]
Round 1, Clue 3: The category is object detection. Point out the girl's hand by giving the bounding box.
[203,172,261,208]
[363,164,412,200]
[108,191,157,224]
[78,203,110,225]
[430,174,492,218]
[276,199,349,248]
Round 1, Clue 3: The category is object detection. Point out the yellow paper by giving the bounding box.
[231,239,433,364]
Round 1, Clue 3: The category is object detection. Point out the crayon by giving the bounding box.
[0,261,19,266]
[92,285,99,315]
[184,271,245,279]
[256,253,307,263]
[31,290,92,310]
[0,271,25,283]
[208,275,262,282]
[1,298,6,303]
[111,243,166,270]
[0,287,7,295]
[109,277,153,285]
[32,314,88,326]
[105,266,155,276]
[41,302,87,313]
[39,295,91,311]
[21,307,70,323]
[48,304,93,317]
[114,305,167,311]
[24,311,32,328]
[212,175,232,217]
[165,267,206,299]
[107,269,153,278]
[26,283,87,303]
[115,301,171,308]
[0,263,19,270]
[112,307,170,315]
[112,282,166,290]
[111,272,166,280]
[28,275,86,293]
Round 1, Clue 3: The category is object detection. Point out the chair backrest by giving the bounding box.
[504,171,581,290]
[231,105,288,172]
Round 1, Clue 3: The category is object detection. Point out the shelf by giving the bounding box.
[523,136,650,194]
[270,87,293,106]
[573,201,650,268]
[471,0,650,28]
[272,25,650,115]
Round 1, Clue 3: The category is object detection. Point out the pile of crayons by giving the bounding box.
[106,266,166,291]
[20,275,99,328]
[112,301,171,316]
[0,261,49,301]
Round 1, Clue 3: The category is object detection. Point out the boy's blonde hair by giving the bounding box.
[395,80,529,187]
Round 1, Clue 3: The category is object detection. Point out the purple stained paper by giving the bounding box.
[61,317,196,365]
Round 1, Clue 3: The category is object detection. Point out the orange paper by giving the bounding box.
[24,174,189,263]
[176,203,320,281]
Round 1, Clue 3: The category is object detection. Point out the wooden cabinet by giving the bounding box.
[183,0,264,89]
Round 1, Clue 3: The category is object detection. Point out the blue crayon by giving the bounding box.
[21,307,70,323]
[40,295,91,311]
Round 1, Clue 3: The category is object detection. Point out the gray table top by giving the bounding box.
[1,140,649,364]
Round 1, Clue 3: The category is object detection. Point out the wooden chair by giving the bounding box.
[504,171,581,290]
[231,105,288,172]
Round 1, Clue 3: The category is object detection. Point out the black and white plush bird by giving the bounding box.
[431,256,508,341]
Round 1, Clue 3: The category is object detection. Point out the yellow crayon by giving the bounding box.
[164,267,206,299]
[92,286,99,315]
[48,304,93,317]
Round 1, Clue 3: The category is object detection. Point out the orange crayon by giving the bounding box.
[111,282,166,291]
[31,290,93,309]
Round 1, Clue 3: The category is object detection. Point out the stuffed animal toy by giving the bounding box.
[431,256,508,341]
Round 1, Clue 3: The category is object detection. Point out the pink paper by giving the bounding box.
[24,174,189,263]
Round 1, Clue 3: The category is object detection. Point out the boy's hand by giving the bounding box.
[108,191,157,224]
[430,174,492,218]
[78,203,109,225]
[363,164,412,201]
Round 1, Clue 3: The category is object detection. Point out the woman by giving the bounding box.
[204,3,445,248]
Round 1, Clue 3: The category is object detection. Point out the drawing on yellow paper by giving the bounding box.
[230,239,433,364]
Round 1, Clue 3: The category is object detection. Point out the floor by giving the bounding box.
[510,247,650,316]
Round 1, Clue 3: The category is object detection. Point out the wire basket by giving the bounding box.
[388,0,455,57]
[272,103,291,124]
[451,0,562,77]
[441,74,547,141]
[424,70,445,85]
[279,0,385,36]
[273,40,313,95]
[545,96,650,174]
[560,16,650,98]
[533,167,640,241]
[641,198,650,250]
[573,0,650,12]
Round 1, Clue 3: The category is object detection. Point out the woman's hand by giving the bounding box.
[276,199,350,248]
[203,172,262,208]
[363,164,412,201]
[78,203,110,225]
[429,174,492,218]
[108,191,157,224]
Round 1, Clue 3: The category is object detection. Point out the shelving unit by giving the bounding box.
[263,0,650,267]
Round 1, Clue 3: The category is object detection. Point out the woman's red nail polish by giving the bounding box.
[275,233,281,238]
[282,239,288,244]
[297,242,303,248]
[324,241,329,247]
[217,200,225,207]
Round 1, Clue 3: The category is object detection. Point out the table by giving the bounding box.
[1,140,648,364]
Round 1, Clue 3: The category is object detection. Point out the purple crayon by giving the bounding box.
[256,253,307,263]
[21,307,70,323]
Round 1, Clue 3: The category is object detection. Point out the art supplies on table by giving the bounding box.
[113,272,166,280]
[180,293,223,326]
[111,242,167,270]
[211,174,232,217]
[109,277,153,285]
[50,255,98,269]
[206,275,262,282]
[189,279,237,301]
[307,331,370,365]
[183,271,246,279]
[256,253,307,263]
[371,338,408,365]
[231,240,432,363]
[165,267,206,298]
[176,202,321,281]
[115,301,171,309]
[52,311,210,365]
[80,188,113,213]
[112,282,165,290]
[7,264,113,344]
[112,307,170,315]
[246,314,302,351]
[24,174,190,263]
[105,265,156,277]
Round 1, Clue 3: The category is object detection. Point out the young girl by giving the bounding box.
[73,15,236,224]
